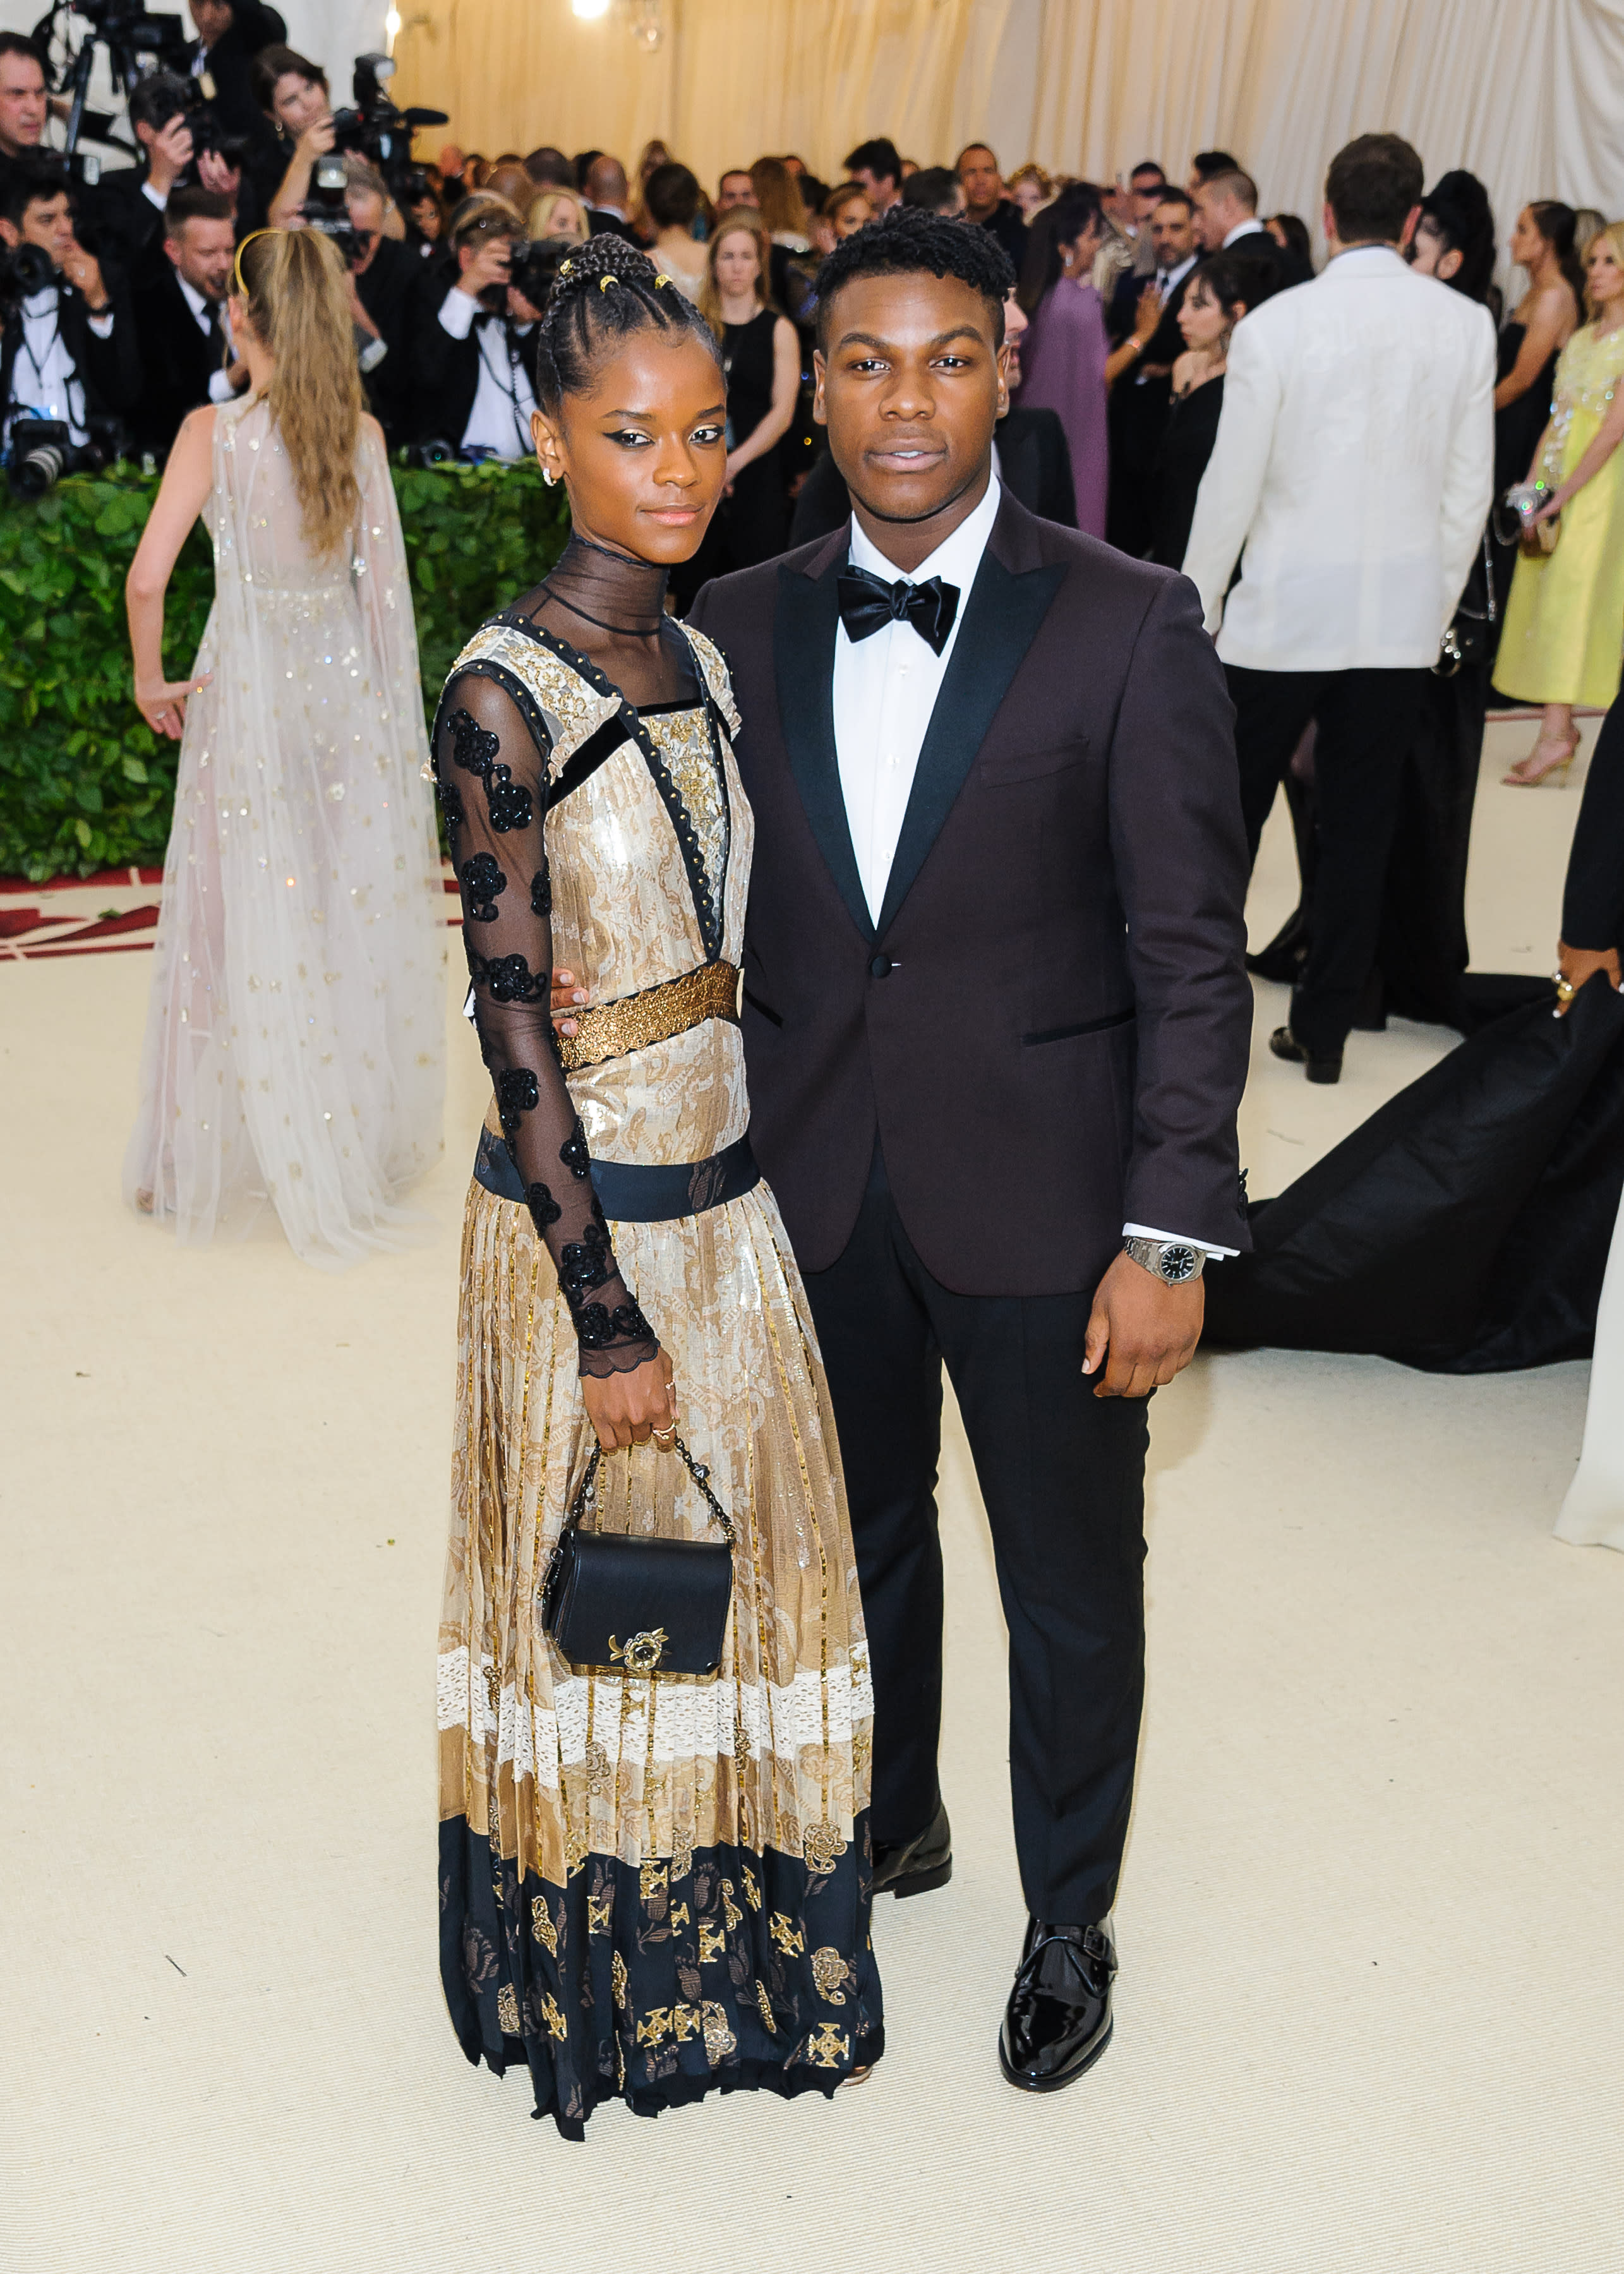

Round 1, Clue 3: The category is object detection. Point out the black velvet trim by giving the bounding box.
[439,1813,882,2141]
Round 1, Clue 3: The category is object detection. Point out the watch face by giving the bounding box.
[1160,1243,1199,1284]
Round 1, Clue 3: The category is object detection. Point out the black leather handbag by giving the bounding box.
[540,1436,735,1678]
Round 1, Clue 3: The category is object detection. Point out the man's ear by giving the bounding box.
[164,235,183,270]
[0,219,18,250]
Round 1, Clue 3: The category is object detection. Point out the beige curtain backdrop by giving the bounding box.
[393,0,1624,244]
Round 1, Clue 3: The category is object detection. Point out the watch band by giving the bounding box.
[1122,1236,1205,1285]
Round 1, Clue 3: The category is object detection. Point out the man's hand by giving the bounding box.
[1083,1250,1204,1398]
[457,237,511,303]
[551,965,589,1037]
[1556,938,1622,1013]
[146,116,194,198]
[195,149,239,197]
[346,268,380,337]
[59,237,108,312]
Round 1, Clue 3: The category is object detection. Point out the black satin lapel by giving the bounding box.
[773,558,874,943]
[874,553,1066,938]
[998,424,1040,516]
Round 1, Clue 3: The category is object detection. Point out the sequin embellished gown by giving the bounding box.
[123,394,447,1264]
[433,601,881,2138]
[1497,320,1624,709]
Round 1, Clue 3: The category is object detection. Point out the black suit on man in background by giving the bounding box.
[353,233,424,448]
[129,263,226,455]
[789,404,1076,545]
[1,271,141,433]
[1105,261,1195,558]
[975,197,1028,271]
[184,1,282,143]
[688,490,1253,1935]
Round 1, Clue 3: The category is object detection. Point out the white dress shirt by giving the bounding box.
[11,285,114,444]
[1158,251,1198,303]
[1221,217,1267,248]
[438,286,538,458]
[831,474,1231,1258]
[175,272,238,404]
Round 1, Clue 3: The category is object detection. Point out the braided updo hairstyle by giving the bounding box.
[533,231,722,413]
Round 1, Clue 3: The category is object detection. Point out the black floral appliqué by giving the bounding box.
[496,1066,539,1141]
[525,1181,563,1230]
[575,1298,657,1352]
[460,851,508,923]
[558,1218,613,1305]
[531,863,552,918]
[559,1117,591,1181]
[448,709,501,781]
[437,780,466,831]
[467,948,548,1004]
[484,771,533,834]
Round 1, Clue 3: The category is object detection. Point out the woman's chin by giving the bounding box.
[635,508,717,562]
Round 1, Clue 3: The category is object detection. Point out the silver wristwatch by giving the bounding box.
[1123,1236,1205,1286]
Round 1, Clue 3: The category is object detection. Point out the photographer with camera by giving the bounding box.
[333,154,419,446]
[98,71,251,279]
[2,153,140,478]
[130,186,243,454]
[183,0,282,148]
[413,201,557,458]
[258,45,335,231]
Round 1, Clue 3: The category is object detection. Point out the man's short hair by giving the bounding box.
[815,203,1014,349]
[954,142,997,170]
[342,153,388,203]
[164,186,236,240]
[1203,168,1258,214]
[0,31,45,71]
[1326,133,1424,246]
[644,162,701,231]
[844,137,902,189]
[128,71,191,135]
[719,167,753,190]
[1190,150,1241,183]
[1,152,66,227]
[1129,160,1167,186]
[901,165,963,215]
[584,153,629,204]
[449,196,524,258]
[524,147,575,190]
[1152,186,1193,215]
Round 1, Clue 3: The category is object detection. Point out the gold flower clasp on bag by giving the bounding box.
[610,1627,668,1675]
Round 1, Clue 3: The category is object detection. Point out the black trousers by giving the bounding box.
[1228,663,1427,1056]
[802,1152,1150,1928]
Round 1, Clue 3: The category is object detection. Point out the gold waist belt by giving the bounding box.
[556,960,740,1074]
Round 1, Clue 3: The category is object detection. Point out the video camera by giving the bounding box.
[29,0,192,165]
[0,239,56,322]
[328,53,446,200]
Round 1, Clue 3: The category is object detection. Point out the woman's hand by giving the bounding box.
[1133,283,1162,343]
[583,1350,677,1450]
[1556,939,1623,1013]
[296,112,336,164]
[1529,489,1565,527]
[135,670,211,738]
[551,965,589,1037]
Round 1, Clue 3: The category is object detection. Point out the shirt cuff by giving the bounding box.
[358,334,388,374]
[142,180,166,213]
[438,286,478,340]
[1123,1222,1239,1261]
[87,310,116,338]
[207,366,236,402]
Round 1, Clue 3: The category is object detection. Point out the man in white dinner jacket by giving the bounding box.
[1183,132,1495,1082]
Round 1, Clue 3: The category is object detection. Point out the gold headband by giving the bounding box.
[231,227,281,299]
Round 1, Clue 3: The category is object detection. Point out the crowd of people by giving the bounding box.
[4,0,1623,2142]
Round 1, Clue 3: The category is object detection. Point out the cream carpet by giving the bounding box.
[4,717,1621,2272]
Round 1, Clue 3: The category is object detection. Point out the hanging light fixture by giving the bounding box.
[571,0,611,18]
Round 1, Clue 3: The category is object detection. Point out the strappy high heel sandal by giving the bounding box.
[1503,728,1579,786]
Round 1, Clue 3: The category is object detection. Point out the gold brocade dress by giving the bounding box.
[432,610,881,2137]
[1498,320,1624,709]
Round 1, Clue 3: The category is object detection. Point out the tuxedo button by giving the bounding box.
[869,954,896,978]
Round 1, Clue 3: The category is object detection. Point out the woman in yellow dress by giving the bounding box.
[434,236,880,2138]
[1498,222,1624,783]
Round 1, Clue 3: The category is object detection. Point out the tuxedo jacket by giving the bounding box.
[687,488,1253,1294]
[1,276,141,430]
[789,406,1076,546]
[130,267,223,456]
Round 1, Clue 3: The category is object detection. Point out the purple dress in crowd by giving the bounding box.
[1016,277,1109,538]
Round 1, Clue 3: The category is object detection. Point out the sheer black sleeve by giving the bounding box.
[434,668,659,1378]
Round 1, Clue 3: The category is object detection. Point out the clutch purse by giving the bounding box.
[1500,482,1561,558]
[540,1435,735,1678]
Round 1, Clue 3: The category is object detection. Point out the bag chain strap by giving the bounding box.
[558,1435,737,1557]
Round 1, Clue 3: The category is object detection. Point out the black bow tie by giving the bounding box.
[837,565,960,656]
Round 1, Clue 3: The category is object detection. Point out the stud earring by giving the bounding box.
[542,467,556,487]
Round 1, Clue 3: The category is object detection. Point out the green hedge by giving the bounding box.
[0,458,570,881]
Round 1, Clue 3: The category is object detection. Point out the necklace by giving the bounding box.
[539,531,670,637]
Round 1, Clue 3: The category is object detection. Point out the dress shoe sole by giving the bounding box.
[881,1855,953,1899]
[1304,1060,1342,1084]
[998,2016,1113,2093]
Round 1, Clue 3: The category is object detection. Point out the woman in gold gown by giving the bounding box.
[1498,222,1624,783]
[434,236,881,2137]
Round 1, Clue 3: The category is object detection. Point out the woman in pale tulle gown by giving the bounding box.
[123,227,445,1267]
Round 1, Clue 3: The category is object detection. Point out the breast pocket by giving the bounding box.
[977,738,1092,788]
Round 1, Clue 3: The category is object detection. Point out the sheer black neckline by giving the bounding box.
[534,532,671,637]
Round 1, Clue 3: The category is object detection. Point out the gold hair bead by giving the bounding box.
[654,273,671,288]
[559,258,574,277]
[599,274,620,291]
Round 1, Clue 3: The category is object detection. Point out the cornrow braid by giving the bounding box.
[534,231,721,412]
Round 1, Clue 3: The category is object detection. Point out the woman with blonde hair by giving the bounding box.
[1498,220,1624,783]
[671,210,798,603]
[526,186,589,244]
[749,155,810,250]
[123,227,445,1264]
[1007,162,1055,220]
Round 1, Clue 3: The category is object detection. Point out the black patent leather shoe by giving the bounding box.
[1269,1024,1343,1085]
[872,1800,952,1898]
[999,1917,1117,2091]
